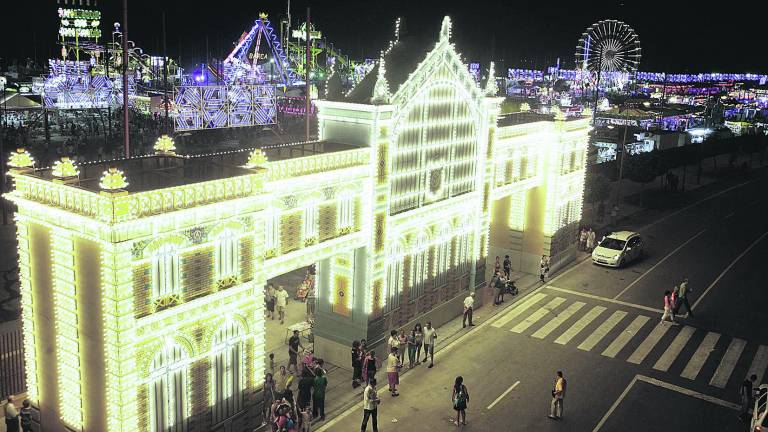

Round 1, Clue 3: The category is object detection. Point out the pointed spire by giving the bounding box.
[371,55,391,104]
[485,62,497,96]
[440,16,452,43]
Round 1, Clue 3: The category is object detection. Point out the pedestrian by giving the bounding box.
[263,373,277,426]
[740,374,757,420]
[452,376,470,426]
[386,347,401,397]
[299,407,312,432]
[661,290,676,323]
[493,256,501,275]
[462,292,475,328]
[361,378,380,432]
[312,368,327,421]
[266,283,276,320]
[283,381,296,410]
[503,255,511,278]
[579,228,587,251]
[673,277,694,317]
[297,369,314,411]
[407,329,417,368]
[275,365,290,399]
[413,324,424,365]
[539,255,550,283]
[19,400,31,432]
[493,271,506,305]
[4,397,19,432]
[269,352,276,374]
[397,330,408,364]
[275,285,290,324]
[387,330,399,356]
[587,229,596,251]
[670,287,679,322]
[423,321,438,368]
[352,340,363,388]
[548,371,566,420]
[288,330,305,374]
[362,350,381,383]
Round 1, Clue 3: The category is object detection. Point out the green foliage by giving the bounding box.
[623,151,659,186]
[585,172,611,204]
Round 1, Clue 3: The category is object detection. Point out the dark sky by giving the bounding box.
[3,0,766,73]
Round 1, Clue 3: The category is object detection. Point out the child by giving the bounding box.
[299,407,312,432]
[269,352,276,373]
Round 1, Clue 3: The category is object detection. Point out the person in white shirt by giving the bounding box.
[422,321,438,368]
[462,292,475,328]
[4,397,19,432]
[361,378,380,432]
[387,330,399,354]
[274,285,290,324]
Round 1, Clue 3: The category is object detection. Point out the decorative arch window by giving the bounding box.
[411,233,430,300]
[303,200,320,245]
[264,209,280,257]
[152,243,181,307]
[214,229,240,283]
[434,227,451,287]
[211,320,244,424]
[149,341,190,432]
[338,194,355,233]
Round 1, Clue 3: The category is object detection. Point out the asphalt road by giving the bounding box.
[317,168,768,432]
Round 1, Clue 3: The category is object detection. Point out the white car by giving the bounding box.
[753,384,768,432]
[591,231,644,268]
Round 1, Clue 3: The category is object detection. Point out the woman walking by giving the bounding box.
[413,324,424,365]
[397,329,408,364]
[452,376,470,426]
[539,255,550,283]
[362,350,381,384]
[661,290,676,323]
[407,329,418,368]
[262,373,277,426]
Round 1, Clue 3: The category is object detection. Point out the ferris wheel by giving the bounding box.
[575,19,641,87]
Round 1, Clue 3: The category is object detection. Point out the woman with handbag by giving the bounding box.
[451,376,469,426]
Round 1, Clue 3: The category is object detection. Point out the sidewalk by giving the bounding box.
[257,271,543,431]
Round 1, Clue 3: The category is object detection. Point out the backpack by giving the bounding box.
[453,385,467,408]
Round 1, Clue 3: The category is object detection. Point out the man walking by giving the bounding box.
[462,292,475,328]
[503,255,511,278]
[275,285,290,324]
[361,378,380,432]
[423,321,438,368]
[288,330,304,375]
[4,396,19,432]
[548,371,566,420]
[673,277,694,318]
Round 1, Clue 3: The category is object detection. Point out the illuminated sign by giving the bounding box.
[58,8,102,39]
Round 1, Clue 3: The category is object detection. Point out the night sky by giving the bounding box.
[2,0,766,73]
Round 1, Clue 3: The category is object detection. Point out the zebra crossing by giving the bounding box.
[489,291,768,392]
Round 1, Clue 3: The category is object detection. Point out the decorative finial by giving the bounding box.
[485,62,497,96]
[259,12,268,20]
[371,56,391,104]
[8,148,35,170]
[440,16,452,43]
[520,102,531,113]
[52,157,79,179]
[244,148,268,169]
[154,134,176,155]
[99,167,129,191]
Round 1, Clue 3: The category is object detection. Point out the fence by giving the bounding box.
[0,321,25,397]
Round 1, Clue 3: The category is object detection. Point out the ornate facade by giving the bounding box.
[4,16,589,432]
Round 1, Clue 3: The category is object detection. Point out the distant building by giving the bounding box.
[4,16,589,432]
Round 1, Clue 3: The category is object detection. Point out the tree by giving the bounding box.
[585,172,611,207]
[623,151,659,187]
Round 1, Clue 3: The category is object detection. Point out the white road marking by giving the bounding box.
[637,179,754,232]
[602,315,650,358]
[681,332,721,380]
[613,229,706,300]
[710,338,747,388]
[627,322,673,364]
[491,293,547,328]
[653,326,696,372]
[692,230,768,311]
[547,285,662,314]
[578,310,628,351]
[592,375,740,432]
[554,305,606,345]
[486,380,520,410]
[510,297,566,333]
[746,345,768,384]
[531,301,586,339]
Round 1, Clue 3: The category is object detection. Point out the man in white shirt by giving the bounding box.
[361,378,380,432]
[4,397,19,432]
[274,285,290,324]
[462,292,475,328]
[422,321,438,368]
